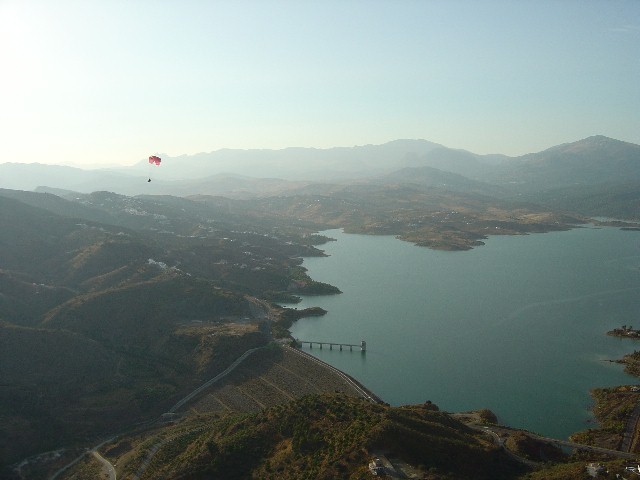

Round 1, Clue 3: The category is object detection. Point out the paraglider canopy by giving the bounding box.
[147,155,161,182]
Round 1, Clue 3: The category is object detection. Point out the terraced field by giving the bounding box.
[188,345,376,415]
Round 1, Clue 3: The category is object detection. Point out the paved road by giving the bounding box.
[50,437,117,480]
[468,425,541,468]
[478,424,640,461]
[47,340,377,479]
[167,346,265,413]
[92,450,116,480]
[527,431,639,460]
[50,345,268,479]
[622,401,640,452]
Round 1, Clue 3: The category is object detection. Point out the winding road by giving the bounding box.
[92,450,116,480]
[476,424,640,462]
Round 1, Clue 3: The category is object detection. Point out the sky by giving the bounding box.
[1,0,639,167]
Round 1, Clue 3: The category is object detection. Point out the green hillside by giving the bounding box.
[0,322,119,464]
[0,318,267,468]
[518,182,640,222]
[42,272,250,346]
[111,394,525,480]
[0,196,277,468]
[494,136,640,190]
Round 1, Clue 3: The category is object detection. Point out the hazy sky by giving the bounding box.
[1,0,638,166]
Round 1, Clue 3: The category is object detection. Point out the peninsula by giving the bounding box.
[607,325,640,339]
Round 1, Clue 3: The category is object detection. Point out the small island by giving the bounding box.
[607,325,640,339]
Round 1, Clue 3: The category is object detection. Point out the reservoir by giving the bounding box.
[288,226,640,440]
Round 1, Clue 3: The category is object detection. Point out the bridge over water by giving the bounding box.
[296,339,366,352]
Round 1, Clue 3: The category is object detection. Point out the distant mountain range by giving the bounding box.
[2,136,638,202]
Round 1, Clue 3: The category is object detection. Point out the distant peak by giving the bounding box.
[544,135,638,155]
[582,135,617,144]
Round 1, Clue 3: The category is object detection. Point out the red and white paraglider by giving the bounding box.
[147,155,161,182]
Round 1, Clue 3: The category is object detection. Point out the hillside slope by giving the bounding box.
[493,136,640,190]
[111,394,525,480]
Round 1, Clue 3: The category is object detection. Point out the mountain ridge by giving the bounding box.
[493,135,640,190]
[2,135,637,197]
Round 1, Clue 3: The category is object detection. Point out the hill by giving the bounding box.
[41,272,250,347]
[0,193,334,468]
[378,164,507,196]
[0,271,75,326]
[0,163,95,192]
[0,322,120,466]
[0,188,117,224]
[0,318,267,469]
[0,195,139,281]
[46,343,640,480]
[406,146,507,179]
[514,182,640,221]
[97,394,525,480]
[0,189,331,297]
[492,136,640,191]
[245,183,587,250]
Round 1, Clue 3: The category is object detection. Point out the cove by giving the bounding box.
[288,226,640,440]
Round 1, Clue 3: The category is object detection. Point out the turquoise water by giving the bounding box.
[288,227,640,439]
